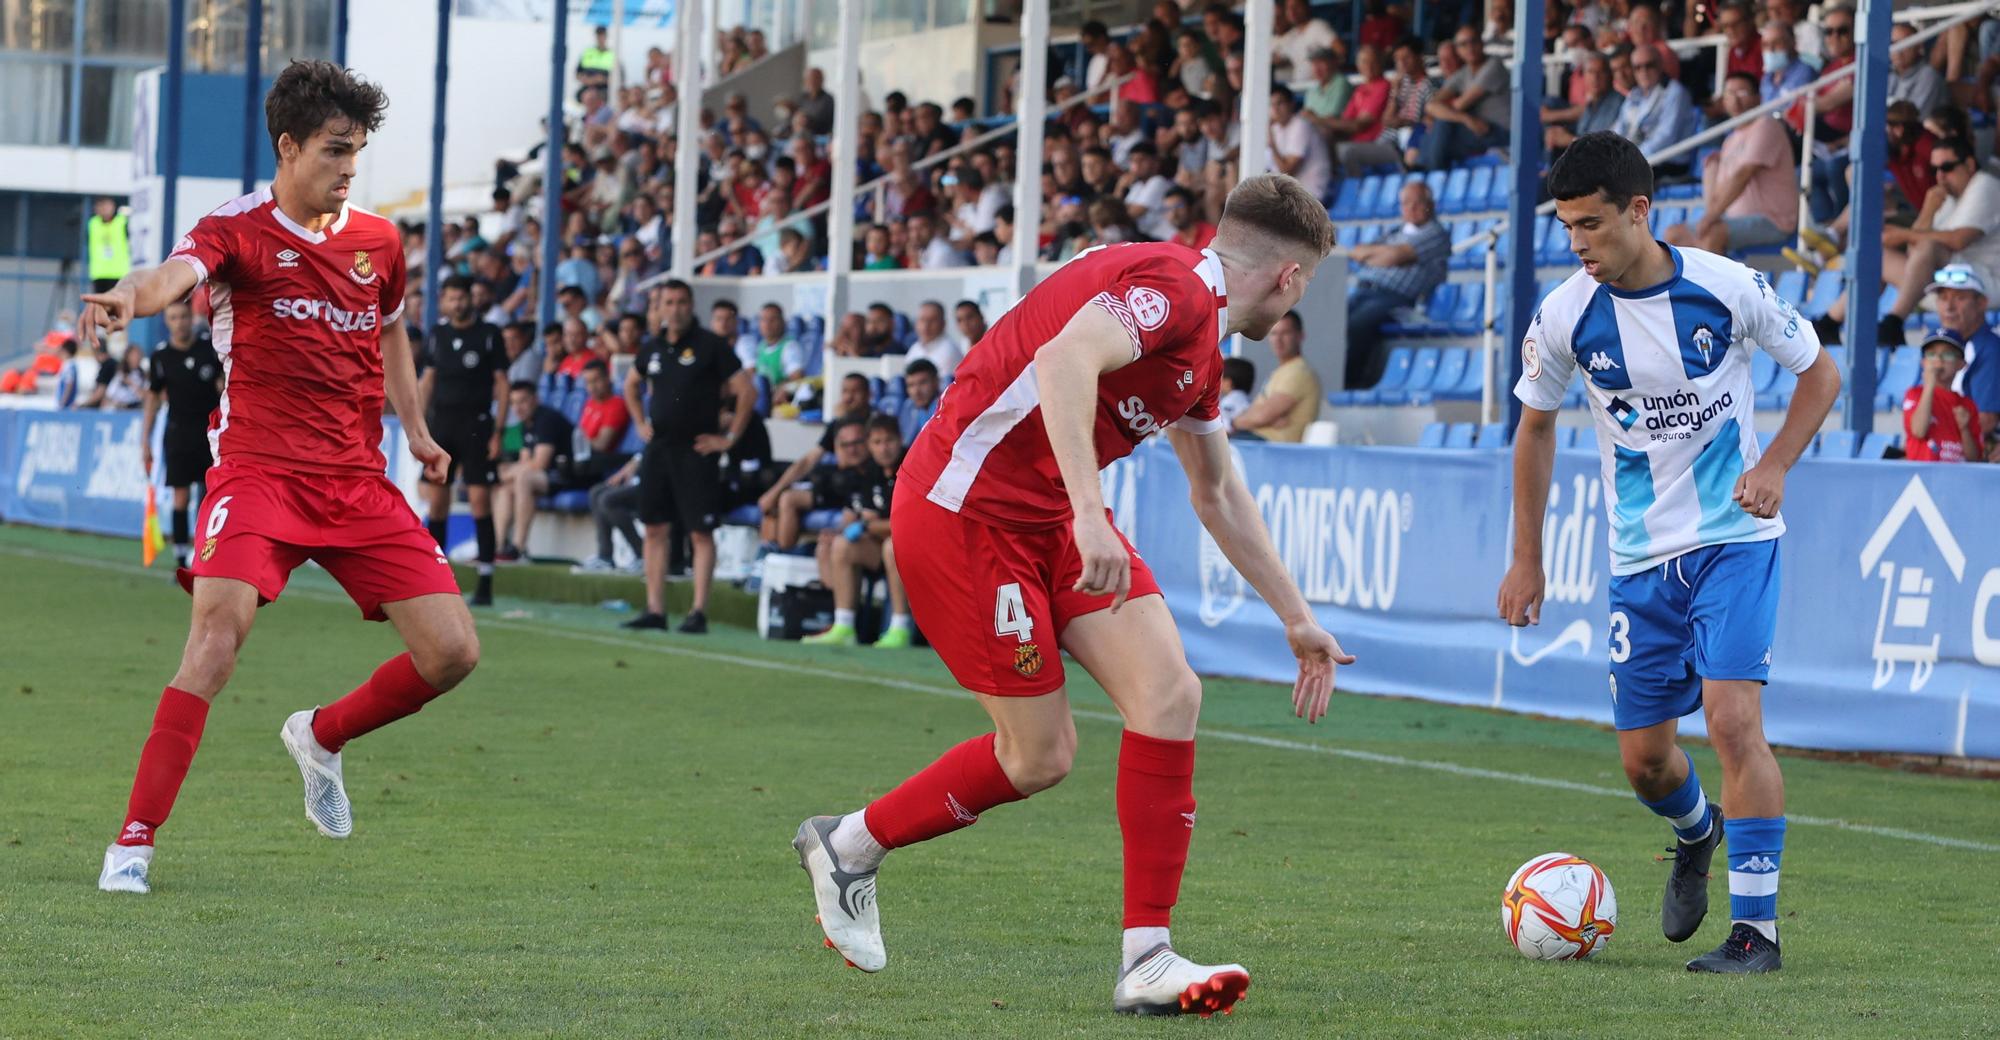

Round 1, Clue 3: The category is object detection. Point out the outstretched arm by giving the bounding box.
[78,260,201,352]
[1168,425,1354,723]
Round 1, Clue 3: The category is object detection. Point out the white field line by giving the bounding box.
[9,542,1996,854]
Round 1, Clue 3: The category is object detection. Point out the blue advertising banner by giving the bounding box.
[7,407,1996,757]
[1104,440,2000,759]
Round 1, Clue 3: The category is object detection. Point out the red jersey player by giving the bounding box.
[793,175,1353,1016]
[84,62,477,894]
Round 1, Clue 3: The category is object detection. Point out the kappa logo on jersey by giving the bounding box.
[276,248,301,269]
[1117,395,1163,438]
[1126,286,1171,330]
[1606,397,1640,430]
[273,297,380,332]
[1586,351,1621,372]
[347,250,376,285]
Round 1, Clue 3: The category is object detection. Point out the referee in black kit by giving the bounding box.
[622,278,755,634]
[418,275,510,606]
[141,299,222,570]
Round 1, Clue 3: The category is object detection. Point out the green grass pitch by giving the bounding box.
[2,524,1996,1038]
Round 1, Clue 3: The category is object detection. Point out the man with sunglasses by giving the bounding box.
[1825,137,2000,345]
[1928,263,2000,460]
[1784,7,1855,146]
[1612,45,1696,178]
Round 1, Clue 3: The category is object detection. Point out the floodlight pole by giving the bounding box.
[242,0,264,193]
[670,0,703,279]
[539,0,568,330]
[1842,0,1892,431]
[1011,0,1049,298]
[824,0,863,317]
[423,0,451,336]
[1503,0,1547,431]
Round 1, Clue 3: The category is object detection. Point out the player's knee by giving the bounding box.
[1000,729,1076,794]
[1620,746,1678,790]
[419,629,481,690]
[1704,702,1765,758]
[1129,669,1204,737]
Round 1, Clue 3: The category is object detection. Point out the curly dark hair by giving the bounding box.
[264,60,388,160]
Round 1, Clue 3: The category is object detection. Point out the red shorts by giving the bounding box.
[178,461,462,621]
[890,480,1160,697]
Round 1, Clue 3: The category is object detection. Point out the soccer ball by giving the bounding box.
[1501,853,1618,961]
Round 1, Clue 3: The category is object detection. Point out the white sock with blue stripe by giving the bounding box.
[1725,815,1785,943]
[1638,750,1715,844]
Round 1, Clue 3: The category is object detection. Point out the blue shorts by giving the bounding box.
[1606,539,1780,731]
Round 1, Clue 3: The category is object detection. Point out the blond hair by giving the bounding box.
[1216,174,1336,260]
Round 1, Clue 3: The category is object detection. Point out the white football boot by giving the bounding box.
[97,843,153,894]
[793,815,886,972]
[1112,944,1251,1017]
[280,710,353,839]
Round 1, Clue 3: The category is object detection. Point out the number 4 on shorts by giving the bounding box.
[994,582,1034,644]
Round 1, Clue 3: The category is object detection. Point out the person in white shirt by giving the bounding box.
[1273,0,1337,78]
[1081,20,1112,92]
[1267,87,1333,200]
[903,301,964,380]
[947,168,1007,251]
[909,212,966,270]
[1119,143,1176,241]
[1826,137,2000,344]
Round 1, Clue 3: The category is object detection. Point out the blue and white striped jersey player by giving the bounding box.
[1497,134,1841,974]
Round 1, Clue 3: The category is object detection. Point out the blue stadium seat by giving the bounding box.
[548,489,592,513]
[1482,167,1511,209]
[1443,422,1477,449]
[1372,175,1411,219]
[1440,169,1472,213]
[1346,347,1417,406]
[618,422,644,455]
[891,312,911,342]
[786,315,806,338]
[1337,223,1363,249]
[1356,175,1385,220]
[1449,220,1481,270]
[559,391,585,422]
[1329,178,1363,220]
[1477,421,1509,448]
[1357,222,1386,245]
[1449,285,1486,335]
[1465,166,1494,212]
[1425,170,1451,211]
[1874,350,1920,409]
[738,316,754,337]
[1378,347,1441,405]
[1750,351,1779,394]
[1418,421,1448,447]
[1773,269,1808,306]
[1659,181,1701,200]
[1430,345,1469,394]
[1818,429,1858,459]
[808,315,826,337]
[723,503,762,526]
[1756,430,1778,453]
[1801,268,1845,320]
[1857,431,1894,459]
[1758,366,1798,410]
[1438,348,1486,400]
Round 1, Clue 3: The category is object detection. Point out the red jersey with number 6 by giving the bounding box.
[167,188,408,476]
[897,242,1230,531]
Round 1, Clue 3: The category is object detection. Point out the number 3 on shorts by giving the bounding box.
[994,582,1035,644]
[204,495,236,539]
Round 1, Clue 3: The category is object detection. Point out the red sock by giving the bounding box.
[310,653,442,753]
[118,687,212,846]
[863,733,1026,849]
[1118,730,1197,929]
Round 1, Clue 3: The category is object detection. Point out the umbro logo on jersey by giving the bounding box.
[1586,352,1621,372]
[1737,855,1779,873]
[276,249,301,268]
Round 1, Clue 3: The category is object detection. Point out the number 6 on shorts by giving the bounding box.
[205,495,236,539]
[994,582,1035,643]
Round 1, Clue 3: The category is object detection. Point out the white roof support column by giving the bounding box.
[1238,0,1274,182]
[1012,0,1050,298]
[670,0,703,279]
[825,0,865,320]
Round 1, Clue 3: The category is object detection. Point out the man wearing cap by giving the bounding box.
[1929,263,2000,459]
[1902,329,1984,463]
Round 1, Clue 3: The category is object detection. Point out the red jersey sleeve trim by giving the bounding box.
[167,253,210,286]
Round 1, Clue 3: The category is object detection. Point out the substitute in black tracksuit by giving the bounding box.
[418,275,509,606]
[142,299,222,569]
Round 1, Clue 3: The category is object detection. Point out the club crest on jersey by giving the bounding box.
[1691,323,1719,367]
[348,250,376,285]
[1126,286,1171,331]
[1013,643,1044,677]
[461,349,481,368]
[678,348,697,365]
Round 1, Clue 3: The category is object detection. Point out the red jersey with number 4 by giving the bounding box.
[167,188,408,475]
[898,242,1230,531]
